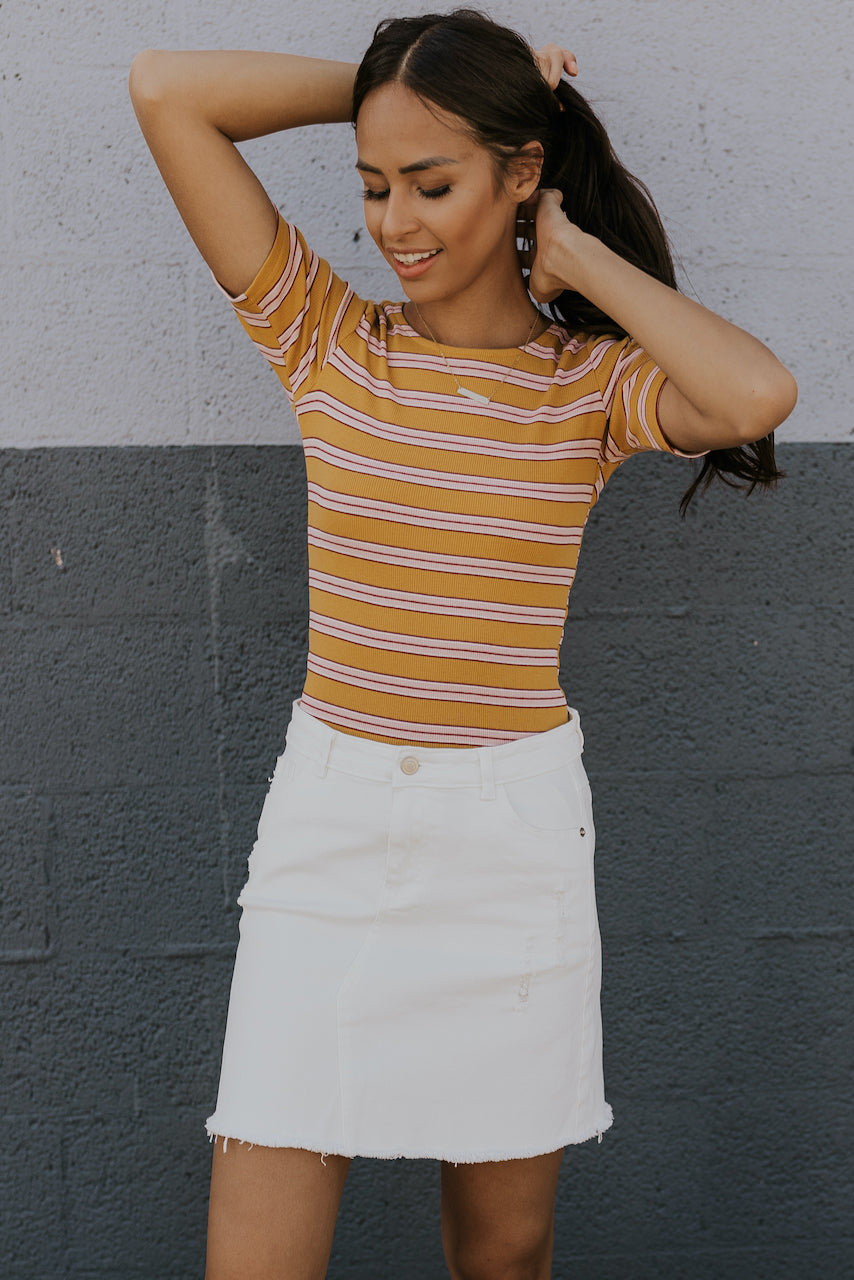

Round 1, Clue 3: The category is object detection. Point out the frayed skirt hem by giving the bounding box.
[204,1105,614,1162]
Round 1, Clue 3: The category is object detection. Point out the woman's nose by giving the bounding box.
[381,190,419,243]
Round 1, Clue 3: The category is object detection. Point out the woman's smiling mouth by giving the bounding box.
[391,249,440,264]
[388,248,442,277]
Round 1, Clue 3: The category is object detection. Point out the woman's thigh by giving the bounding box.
[205,1139,351,1280]
[440,1148,565,1280]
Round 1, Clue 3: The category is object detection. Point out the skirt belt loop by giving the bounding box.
[478,747,496,801]
[316,732,334,778]
[568,706,584,752]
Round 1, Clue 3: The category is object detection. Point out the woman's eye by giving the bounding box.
[361,184,450,203]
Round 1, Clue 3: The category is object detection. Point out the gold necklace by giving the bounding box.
[412,303,544,407]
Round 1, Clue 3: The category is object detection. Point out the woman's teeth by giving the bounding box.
[393,250,440,265]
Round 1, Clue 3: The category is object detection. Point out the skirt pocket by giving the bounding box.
[241,754,304,898]
[497,759,590,835]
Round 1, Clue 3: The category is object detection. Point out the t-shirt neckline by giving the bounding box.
[387,303,561,355]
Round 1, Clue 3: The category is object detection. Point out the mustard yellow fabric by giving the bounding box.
[220,213,703,746]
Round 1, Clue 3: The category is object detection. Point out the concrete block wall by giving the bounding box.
[2,1,853,1277]
[3,446,852,1278]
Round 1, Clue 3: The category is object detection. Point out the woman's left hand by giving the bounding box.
[521,188,585,303]
[518,48,579,299]
[533,43,578,87]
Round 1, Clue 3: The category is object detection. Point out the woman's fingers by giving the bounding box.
[521,187,573,300]
[538,188,565,210]
[560,49,579,78]
[533,43,578,88]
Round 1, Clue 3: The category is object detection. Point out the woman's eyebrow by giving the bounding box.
[355,155,460,175]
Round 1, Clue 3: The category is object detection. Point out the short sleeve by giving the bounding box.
[213,209,363,403]
[591,335,709,463]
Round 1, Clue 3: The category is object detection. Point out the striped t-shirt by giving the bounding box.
[220,212,704,747]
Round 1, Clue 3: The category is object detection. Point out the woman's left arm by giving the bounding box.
[529,188,799,452]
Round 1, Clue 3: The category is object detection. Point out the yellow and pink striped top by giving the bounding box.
[220,212,704,746]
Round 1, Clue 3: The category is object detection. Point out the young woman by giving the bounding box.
[130,11,797,1279]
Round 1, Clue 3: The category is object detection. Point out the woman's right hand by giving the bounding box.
[532,43,578,89]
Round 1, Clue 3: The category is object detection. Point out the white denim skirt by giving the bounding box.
[205,699,613,1162]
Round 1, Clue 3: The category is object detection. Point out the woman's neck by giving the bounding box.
[403,276,548,350]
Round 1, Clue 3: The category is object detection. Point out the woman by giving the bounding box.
[129,11,797,1278]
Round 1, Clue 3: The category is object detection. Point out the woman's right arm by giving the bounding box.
[128,50,357,296]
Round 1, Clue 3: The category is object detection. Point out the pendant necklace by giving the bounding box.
[412,303,544,407]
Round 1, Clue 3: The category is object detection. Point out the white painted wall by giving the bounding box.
[2,0,851,445]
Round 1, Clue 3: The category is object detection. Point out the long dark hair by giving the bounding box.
[353,8,782,513]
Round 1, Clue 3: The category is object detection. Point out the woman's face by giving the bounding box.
[355,83,533,308]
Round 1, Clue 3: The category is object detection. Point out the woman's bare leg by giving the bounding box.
[440,1148,565,1280]
[205,1139,351,1280]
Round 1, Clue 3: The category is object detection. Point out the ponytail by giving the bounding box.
[354,9,783,512]
[537,79,677,331]
[533,79,783,514]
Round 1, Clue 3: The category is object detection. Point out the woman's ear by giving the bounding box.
[505,141,544,202]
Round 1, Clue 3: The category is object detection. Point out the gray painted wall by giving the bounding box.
[3,445,852,1277]
[1,0,852,446]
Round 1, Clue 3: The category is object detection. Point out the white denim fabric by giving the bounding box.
[205,699,613,1162]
